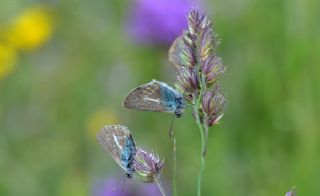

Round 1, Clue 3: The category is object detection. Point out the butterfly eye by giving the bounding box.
[175,109,184,118]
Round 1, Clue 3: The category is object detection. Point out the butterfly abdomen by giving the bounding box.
[121,135,136,177]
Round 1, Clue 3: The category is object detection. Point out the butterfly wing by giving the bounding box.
[123,80,178,113]
[96,125,134,171]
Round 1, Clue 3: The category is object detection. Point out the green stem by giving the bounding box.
[155,174,167,196]
[173,137,178,196]
[197,151,206,196]
[200,71,208,157]
[194,35,208,195]
[203,113,209,157]
[193,99,206,196]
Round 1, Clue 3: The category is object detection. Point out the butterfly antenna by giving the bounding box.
[168,114,175,138]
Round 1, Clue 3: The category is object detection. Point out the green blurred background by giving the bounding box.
[1,0,320,195]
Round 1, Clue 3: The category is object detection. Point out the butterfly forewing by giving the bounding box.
[123,80,177,113]
[96,125,134,171]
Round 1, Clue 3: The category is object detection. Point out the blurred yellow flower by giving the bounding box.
[0,44,17,79]
[7,6,53,50]
[87,109,120,140]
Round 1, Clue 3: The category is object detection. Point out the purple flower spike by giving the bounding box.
[170,9,227,158]
[202,55,225,85]
[133,148,164,183]
[127,0,200,45]
[202,86,226,126]
[175,66,200,102]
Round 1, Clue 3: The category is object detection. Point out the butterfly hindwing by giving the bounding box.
[96,125,136,176]
[123,79,184,115]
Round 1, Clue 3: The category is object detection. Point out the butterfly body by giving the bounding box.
[96,125,136,178]
[123,79,185,117]
[121,135,136,178]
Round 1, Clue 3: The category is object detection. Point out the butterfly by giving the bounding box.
[96,125,137,178]
[123,79,185,118]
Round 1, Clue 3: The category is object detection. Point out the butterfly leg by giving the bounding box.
[168,114,175,138]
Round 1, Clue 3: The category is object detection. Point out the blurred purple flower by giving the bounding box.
[93,178,162,196]
[127,0,200,45]
[285,187,296,196]
[93,178,129,196]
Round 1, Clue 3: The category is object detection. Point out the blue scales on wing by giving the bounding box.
[96,125,137,178]
[121,134,136,178]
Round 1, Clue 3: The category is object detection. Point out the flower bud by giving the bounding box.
[174,66,200,102]
[133,148,164,183]
[201,56,225,85]
[201,86,226,126]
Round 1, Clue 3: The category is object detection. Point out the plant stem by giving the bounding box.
[200,72,208,157]
[173,137,178,196]
[193,97,206,196]
[197,149,206,196]
[155,174,167,196]
[194,27,209,195]
[203,113,209,156]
